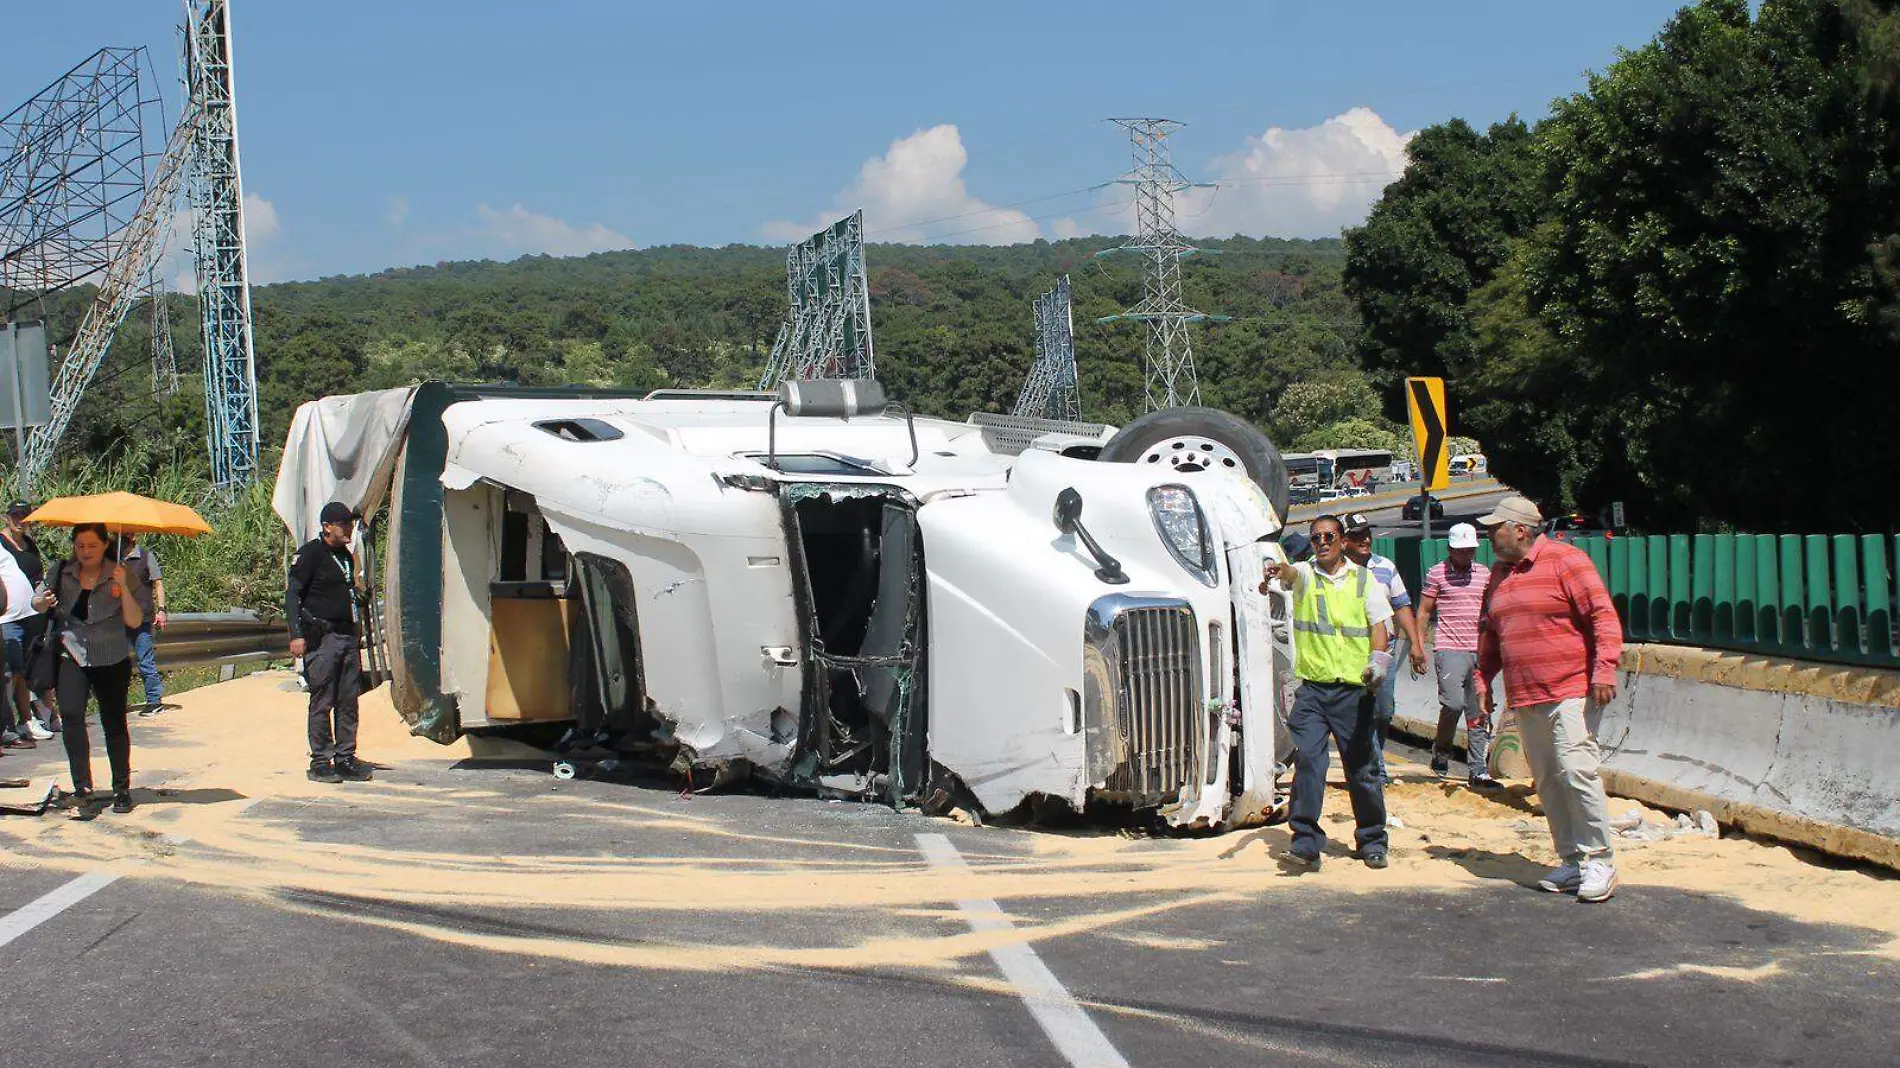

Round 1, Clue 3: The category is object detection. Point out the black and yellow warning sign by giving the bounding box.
[1406,376,1449,491]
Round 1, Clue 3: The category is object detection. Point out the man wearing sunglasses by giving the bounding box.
[1261,514,1395,870]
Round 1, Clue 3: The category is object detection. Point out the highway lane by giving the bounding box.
[1289,482,1518,539]
[3,672,1897,1068]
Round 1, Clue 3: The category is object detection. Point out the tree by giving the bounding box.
[1345,0,1900,530]
[1524,0,1900,528]
[1342,116,1542,408]
[1269,372,1381,444]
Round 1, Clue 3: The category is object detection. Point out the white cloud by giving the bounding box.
[243,192,280,242]
[1172,107,1414,239]
[1051,216,1084,240]
[763,124,1038,245]
[159,191,288,292]
[472,203,635,259]
[387,197,410,227]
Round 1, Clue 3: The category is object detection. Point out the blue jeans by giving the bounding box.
[1286,680,1388,857]
[1370,636,1409,779]
[132,625,163,706]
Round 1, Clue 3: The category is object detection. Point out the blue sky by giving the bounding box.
[6,1,1692,282]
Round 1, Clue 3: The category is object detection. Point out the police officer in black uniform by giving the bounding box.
[287,502,371,783]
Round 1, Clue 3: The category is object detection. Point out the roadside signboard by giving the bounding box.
[2,322,54,459]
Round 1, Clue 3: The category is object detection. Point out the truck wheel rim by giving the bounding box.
[1136,435,1244,476]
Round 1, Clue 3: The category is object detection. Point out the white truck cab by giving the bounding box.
[274,380,1296,829]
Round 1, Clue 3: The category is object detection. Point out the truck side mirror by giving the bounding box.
[1053,487,1084,533]
[1051,487,1126,585]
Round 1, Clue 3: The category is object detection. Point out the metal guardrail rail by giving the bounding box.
[153,610,289,670]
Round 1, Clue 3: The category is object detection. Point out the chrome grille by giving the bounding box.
[1113,605,1202,799]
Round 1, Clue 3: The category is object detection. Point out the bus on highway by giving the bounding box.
[1284,449,1396,498]
[1450,453,1487,476]
[1311,448,1394,491]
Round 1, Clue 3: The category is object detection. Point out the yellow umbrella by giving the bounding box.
[25,491,213,537]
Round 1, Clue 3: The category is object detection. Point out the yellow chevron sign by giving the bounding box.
[1406,376,1449,491]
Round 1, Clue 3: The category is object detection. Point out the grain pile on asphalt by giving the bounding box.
[2,671,1894,972]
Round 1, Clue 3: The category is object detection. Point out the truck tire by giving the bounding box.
[1098,407,1291,523]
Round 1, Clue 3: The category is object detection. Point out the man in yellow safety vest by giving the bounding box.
[1261,514,1396,869]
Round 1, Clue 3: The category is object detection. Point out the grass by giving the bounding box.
[19,444,290,618]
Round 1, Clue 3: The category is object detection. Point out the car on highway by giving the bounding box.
[276,382,1301,832]
[1400,492,1445,521]
[1544,511,1615,542]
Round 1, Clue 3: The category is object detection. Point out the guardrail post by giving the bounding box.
[1669,535,1693,640]
[1609,536,1633,637]
[1711,534,1736,644]
[1778,535,1804,654]
[1805,534,1832,654]
[1861,534,1893,663]
[1752,534,1778,647]
[1734,535,1757,645]
[1833,534,1864,659]
[1647,535,1670,638]
[1691,533,1716,643]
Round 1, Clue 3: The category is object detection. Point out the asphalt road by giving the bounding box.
[4,718,1896,1068]
[1357,485,1518,539]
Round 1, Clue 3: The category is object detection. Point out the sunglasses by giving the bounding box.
[1310,531,1341,543]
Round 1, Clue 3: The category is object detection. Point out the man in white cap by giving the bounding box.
[1417,522,1497,788]
[1475,496,1624,902]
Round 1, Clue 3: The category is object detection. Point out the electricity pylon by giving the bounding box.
[1094,117,1227,409]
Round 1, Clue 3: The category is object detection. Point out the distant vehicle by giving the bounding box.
[1544,512,1614,542]
[1450,453,1487,477]
[1296,448,1394,491]
[1401,493,1445,521]
[1342,484,1372,499]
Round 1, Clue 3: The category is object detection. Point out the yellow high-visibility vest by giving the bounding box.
[1292,562,1373,684]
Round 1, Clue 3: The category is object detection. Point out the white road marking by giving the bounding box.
[4,794,263,947]
[0,870,122,950]
[915,833,1130,1068]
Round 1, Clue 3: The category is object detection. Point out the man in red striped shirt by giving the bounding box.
[1475,496,1624,903]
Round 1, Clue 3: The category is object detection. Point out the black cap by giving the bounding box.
[6,500,30,519]
[1344,512,1373,535]
[319,502,354,527]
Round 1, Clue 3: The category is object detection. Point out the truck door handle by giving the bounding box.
[762,646,799,667]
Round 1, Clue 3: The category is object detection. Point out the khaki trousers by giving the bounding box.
[1515,697,1613,863]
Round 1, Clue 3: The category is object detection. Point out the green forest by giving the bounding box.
[12,233,1409,479]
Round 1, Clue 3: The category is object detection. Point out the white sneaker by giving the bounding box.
[25,719,54,741]
[1578,859,1618,903]
[1537,862,1583,893]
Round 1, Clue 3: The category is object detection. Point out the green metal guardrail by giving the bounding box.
[1370,534,1900,668]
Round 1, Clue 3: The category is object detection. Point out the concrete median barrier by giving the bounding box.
[1391,643,1900,870]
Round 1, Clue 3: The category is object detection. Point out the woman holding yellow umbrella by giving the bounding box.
[26,493,209,819]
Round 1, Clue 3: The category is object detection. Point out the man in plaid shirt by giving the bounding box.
[1476,496,1624,903]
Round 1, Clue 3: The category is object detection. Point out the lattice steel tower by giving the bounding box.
[4,47,188,489]
[758,210,875,388]
[185,0,260,489]
[1095,118,1225,410]
[1014,275,1080,421]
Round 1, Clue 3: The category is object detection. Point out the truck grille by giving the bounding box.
[1113,605,1203,799]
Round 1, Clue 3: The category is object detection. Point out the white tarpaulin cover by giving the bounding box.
[272,387,418,541]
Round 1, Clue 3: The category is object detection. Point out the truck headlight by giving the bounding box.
[1147,485,1216,586]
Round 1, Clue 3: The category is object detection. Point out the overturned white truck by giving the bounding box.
[273,381,1297,829]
